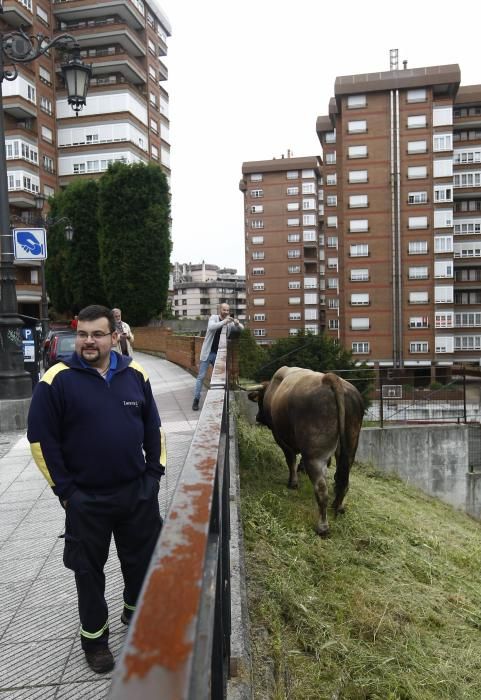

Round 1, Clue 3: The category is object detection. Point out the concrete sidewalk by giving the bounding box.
[0,353,199,699]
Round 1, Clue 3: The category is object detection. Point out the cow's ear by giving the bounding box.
[247,391,259,402]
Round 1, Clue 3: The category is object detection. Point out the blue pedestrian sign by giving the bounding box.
[13,228,47,261]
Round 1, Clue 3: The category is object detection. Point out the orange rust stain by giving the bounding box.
[123,480,215,680]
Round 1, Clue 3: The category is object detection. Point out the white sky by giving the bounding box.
[166,0,481,274]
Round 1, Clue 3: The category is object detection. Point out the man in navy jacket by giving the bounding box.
[28,305,165,674]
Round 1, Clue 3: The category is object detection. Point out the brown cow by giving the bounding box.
[248,366,364,536]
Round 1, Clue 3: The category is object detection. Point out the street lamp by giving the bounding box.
[0,22,91,412]
[34,194,74,336]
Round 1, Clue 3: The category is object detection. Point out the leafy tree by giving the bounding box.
[253,332,374,404]
[238,328,267,380]
[98,162,171,325]
[46,180,107,314]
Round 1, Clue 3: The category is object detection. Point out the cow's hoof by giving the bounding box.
[315,524,330,537]
[287,481,298,490]
[334,505,346,516]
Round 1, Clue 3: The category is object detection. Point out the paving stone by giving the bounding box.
[3,604,80,643]
[55,680,112,699]
[0,640,69,686]
[0,686,57,699]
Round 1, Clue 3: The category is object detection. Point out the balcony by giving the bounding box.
[1,0,33,27]
[3,96,37,120]
[57,17,146,57]
[59,46,147,84]
[52,0,145,31]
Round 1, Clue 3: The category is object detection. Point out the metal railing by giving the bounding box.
[109,332,232,699]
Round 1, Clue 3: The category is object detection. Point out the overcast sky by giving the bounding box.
[165,0,481,274]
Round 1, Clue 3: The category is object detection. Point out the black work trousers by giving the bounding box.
[63,473,162,649]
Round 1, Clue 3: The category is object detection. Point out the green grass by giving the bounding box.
[238,417,481,700]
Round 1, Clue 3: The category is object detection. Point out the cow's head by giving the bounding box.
[247,383,268,425]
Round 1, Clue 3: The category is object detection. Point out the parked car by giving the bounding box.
[44,331,76,369]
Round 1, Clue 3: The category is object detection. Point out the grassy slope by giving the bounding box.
[238,418,481,700]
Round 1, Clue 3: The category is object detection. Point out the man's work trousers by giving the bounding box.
[194,351,217,401]
[62,473,162,649]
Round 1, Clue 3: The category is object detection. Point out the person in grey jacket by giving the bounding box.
[192,303,243,410]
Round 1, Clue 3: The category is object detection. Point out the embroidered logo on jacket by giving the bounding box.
[123,401,140,407]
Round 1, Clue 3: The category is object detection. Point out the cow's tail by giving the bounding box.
[323,373,349,509]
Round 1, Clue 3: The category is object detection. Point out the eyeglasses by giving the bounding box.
[76,331,113,340]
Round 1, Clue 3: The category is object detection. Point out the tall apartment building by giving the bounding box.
[172,262,246,320]
[241,60,481,380]
[240,156,323,343]
[1,0,171,319]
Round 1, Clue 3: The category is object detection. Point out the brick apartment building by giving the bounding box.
[1,0,171,319]
[242,59,481,381]
[240,155,323,343]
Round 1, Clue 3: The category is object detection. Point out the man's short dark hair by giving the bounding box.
[78,305,116,333]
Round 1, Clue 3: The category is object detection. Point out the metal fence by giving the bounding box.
[109,334,232,699]
[363,371,481,427]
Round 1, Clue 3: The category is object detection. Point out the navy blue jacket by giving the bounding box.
[27,351,164,501]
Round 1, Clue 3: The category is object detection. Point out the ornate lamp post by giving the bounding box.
[0,21,91,411]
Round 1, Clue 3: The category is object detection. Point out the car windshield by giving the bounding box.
[57,336,76,353]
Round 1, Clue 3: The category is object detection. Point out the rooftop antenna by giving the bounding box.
[390,48,399,71]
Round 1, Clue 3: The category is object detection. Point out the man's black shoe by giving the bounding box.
[84,646,115,674]
[192,398,199,411]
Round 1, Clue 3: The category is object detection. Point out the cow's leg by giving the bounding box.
[280,444,298,489]
[332,447,351,515]
[304,458,330,536]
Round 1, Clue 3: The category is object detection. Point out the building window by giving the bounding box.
[327,236,338,248]
[407,88,427,103]
[287,249,301,258]
[327,216,338,228]
[434,185,452,202]
[348,145,368,159]
[433,133,453,152]
[349,194,368,208]
[434,261,453,278]
[326,174,337,186]
[329,319,339,330]
[252,282,265,291]
[253,314,266,321]
[410,342,429,353]
[302,169,315,178]
[36,5,49,24]
[435,286,454,303]
[407,140,427,154]
[433,107,453,127]
[251,235,264,244]
[409,291,429,304]
[352,342,369,353]
[287,233,300,242]
[251,220,264,229]
[327,278,338,290]
[407,115,427,129]
[253,329,266,337]
[150,118,158,133]
[348,120,367,133]
[347,94,366,109]
[287,202,300,211]
[408,191,427,204]
[304,293,318,304]
[250,189,263,197]
[151,145,159,160]
[42,155,54,173]
[289,312,301,320]
[303,214,316,226]
[348,219,368,233]
[350,243,368,257]
[252,251,265,260]
[286,170,299,179]
[253,298,265,306]
[250,173,262,181]
[408,216,428,229]
[302,198,316,210]
[433,159,453,178]
[350,268,369,281]
[325,152,336,165]
[348,170,368,184]
[41,125,53,143]
[289,328,300,336]
[351,318,370,330]
[325,130,336,143]
[408,266,428,279]
[434,209,453,228]
[252,267,265,275]
[351,293,369,305]
[288,297,301,305]
[250,205,264,214]
[327,257,338,270]
[407,166,427,179]
[302,182,316,194]
[304,277,317,289]
[288,265,301,273]
[434,235,453,253]
[408,240,428,254]
[410,316,429,328]
[287,186,299,195]
[288,280,301,290]
[303,230,316,242]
